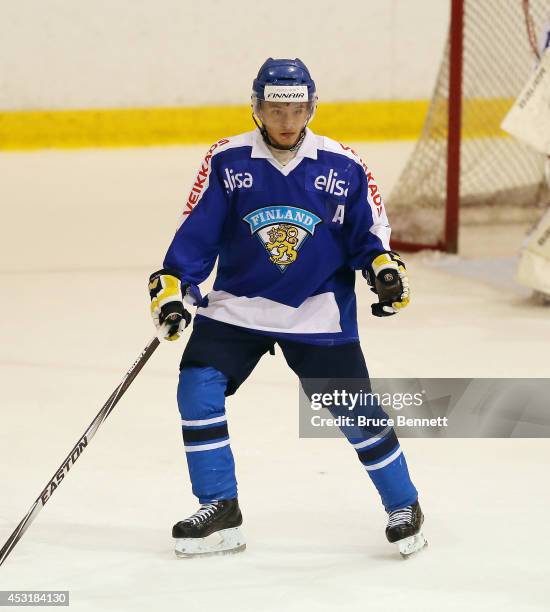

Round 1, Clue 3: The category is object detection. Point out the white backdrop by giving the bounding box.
[0,0,449,110]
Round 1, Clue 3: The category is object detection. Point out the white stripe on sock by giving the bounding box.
[181,415,227,427]
[363,446,402,472]
[352,425,391,450]
[184,439,230,453]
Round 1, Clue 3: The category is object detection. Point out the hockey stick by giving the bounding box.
[0,335,161,567]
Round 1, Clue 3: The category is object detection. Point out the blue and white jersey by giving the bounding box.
[163,128,391,345]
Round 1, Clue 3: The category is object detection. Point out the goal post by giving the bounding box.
[388,0,549,254]
[445,0,465,255]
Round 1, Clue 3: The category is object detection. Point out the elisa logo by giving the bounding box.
[223,168,254,192]
[314,169,349,197]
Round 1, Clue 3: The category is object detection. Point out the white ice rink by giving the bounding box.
[1,142,549,611]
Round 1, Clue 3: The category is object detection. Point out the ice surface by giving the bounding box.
[0,143,549,611]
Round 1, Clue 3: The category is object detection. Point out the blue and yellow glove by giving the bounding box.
[363,251,410,317]
[148,269,198,341]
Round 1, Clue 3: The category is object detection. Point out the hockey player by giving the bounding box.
[148,58,426,559]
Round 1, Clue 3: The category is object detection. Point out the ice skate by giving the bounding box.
[173,498,246,558]
[386,500,427,558]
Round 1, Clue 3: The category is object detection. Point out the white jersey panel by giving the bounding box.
[197,290,342,334]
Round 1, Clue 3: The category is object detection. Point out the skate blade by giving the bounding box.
[397,531,428,559]
[174,527,246,559]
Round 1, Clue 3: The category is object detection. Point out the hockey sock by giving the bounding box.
[177,366,237,502]
[350,426,418,511]
[362,444,418,512]
[327,392,418,512]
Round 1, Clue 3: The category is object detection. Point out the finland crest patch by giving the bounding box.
[243,206,322,272]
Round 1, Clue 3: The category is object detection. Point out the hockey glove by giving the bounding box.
[363,251,410,317]
[148,269,199,341]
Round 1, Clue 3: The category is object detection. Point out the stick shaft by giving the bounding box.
[0,336,160,567]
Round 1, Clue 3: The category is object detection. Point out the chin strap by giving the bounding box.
[251,113,307,152]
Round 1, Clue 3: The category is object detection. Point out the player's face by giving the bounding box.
[258,102,311,148]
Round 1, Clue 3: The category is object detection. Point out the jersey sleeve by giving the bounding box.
[343,158,391,270]
[163,143,229,286]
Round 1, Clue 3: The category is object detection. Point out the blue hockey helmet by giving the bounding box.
[251,58,317,150]
[252,58,317,105]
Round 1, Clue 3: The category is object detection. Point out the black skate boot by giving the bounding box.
[385,500,427,558]
[172,498,245,558]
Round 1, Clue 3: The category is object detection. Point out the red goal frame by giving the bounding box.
[391,0,464,254]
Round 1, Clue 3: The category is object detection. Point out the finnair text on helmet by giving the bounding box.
[264,85,309,102]
[267,92,306,100]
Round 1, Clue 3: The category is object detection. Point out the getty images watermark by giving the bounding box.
[298,378,550,438]
[309,388,448,430]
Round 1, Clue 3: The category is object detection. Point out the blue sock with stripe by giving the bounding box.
[177,366,237,503]
[331,399,418,512]
[360,438,418,512]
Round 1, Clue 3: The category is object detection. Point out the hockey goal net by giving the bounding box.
[388,0,550,253]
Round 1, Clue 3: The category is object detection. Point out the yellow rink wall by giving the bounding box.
[0,98,514,150]
[0,101,428,150]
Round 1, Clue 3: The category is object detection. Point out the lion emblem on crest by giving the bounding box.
[265,223,299,266]
[242,206,322,273]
